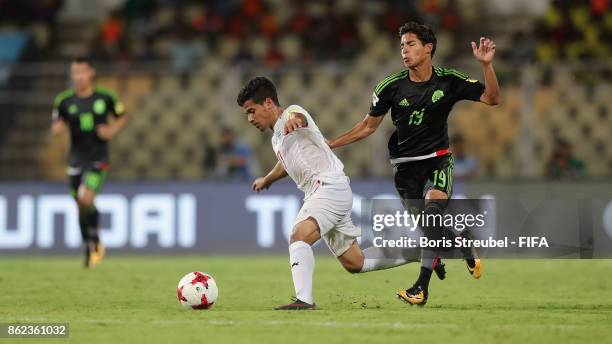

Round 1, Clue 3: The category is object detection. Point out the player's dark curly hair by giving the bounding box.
[236,76,280,107]
[399,22,437,58]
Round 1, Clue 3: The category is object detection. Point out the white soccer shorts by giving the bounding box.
[293,180,361,256]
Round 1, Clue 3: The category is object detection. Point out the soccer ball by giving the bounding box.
[177,272,218,310]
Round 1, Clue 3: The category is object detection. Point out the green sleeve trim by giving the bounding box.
[95,86,119,103]
[374,70,408,95]
[433,66,469,80]
[53,88,75,108]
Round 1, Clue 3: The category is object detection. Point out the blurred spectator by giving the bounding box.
[233,39,255,64]
[0,0,62,24]
[169,27,205,87]
[100,9,124,46]
[0,0,62,50]
[545,139,586,179]
[89,0,470,65]
[263,39,284,67]
[535,0,611,63]
[451,134,478,180]
[202,139,218,177]
[215,127,258,180]
[123,0,155,22]
[507,31,537,64]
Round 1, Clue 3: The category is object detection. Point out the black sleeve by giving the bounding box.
[454,75,485,102]
[369,83,393,117]
[107,94,126,117]
[52,96,67,121]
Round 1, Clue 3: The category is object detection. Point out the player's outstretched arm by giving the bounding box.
[327,114,384,149]
[96,115,128,141]
[472,37,500,106]
[50,119,67,136]
[252,161,288,192]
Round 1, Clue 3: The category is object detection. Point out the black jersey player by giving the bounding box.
[50,57,128,268]
[328,22,500,306]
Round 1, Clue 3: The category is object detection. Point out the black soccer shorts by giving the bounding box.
[393,154,454,211]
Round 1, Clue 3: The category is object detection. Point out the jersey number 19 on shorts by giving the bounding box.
[432,169,447,189]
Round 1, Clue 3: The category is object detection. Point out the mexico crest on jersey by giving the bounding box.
[432,89,445,103]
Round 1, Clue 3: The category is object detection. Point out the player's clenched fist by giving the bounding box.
[252,177,271,192]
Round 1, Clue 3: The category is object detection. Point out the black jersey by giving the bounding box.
[369,67,485,159]
[52,86,125,165]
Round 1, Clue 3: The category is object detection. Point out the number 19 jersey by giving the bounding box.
[369,67,485,160]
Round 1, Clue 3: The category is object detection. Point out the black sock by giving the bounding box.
[424,200,478,265]
[87,207,100,244]
[415,266,433,290]
[423,200,446,242]
[453,231,477,267]
[415,200,445,291]
[441,229,476,265]
[78,207,89,242]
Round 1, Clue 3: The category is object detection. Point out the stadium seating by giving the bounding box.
[1,0,610,181]
[71,63,608,180]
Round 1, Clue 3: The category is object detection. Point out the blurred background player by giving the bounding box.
[50,57,128,268]
[450,134,479,195]
[328,22,500,305]
[215,126,258,180]
[545,138,586,180]
[451,134,479,180]
[237,77,445,309]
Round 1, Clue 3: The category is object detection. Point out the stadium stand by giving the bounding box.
[0,0,610,181]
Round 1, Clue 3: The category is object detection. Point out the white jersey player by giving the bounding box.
[237,77,440,310]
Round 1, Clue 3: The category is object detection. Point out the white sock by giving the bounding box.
[288,241,315,304]
[359,246,417,273]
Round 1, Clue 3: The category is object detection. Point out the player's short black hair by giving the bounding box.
[236,76,280,107]
[72,56,94,68]
[399,22,437,58]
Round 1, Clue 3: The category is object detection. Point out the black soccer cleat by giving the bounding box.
[432,257,446,280]
[397,285,428,306]
[274,297,316,310]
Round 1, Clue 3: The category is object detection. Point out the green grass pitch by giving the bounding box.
[1,257,611,343]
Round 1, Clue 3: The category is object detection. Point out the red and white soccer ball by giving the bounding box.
[177,272,218,310]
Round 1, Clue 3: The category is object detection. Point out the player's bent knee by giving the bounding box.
[77,197,90,208]
[289,230,305,243]
[426,189,448,200]
[289,218,320,245]
[77,194,94,209]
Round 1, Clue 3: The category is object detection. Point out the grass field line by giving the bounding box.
[79,319,610,330]
[1,318,597,330]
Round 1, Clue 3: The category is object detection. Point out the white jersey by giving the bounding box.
[272,105,347,197]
